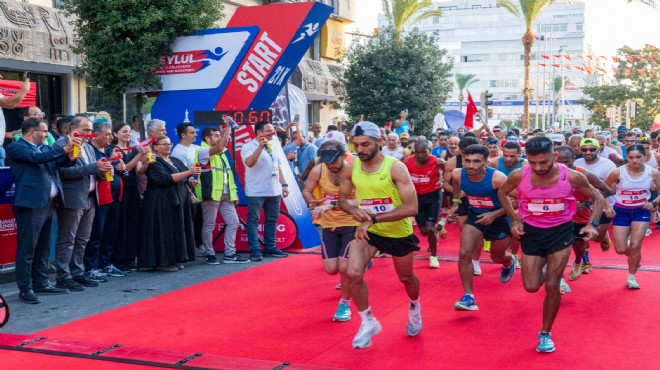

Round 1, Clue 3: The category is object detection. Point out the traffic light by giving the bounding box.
[480,90,494,107]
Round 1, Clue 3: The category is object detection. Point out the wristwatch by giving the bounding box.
[370,214,378,224]
[590,220,600,228]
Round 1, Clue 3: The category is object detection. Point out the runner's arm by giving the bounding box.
[603,167,620,195]
[570,170,605,227]
[583,170,613,198]
[302,164,322,206]
[497,169,522,222]
[443,157,456,192]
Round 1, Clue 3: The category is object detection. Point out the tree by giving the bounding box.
[381,0,443,42]
[551,76,567,124]
[578,85,630,127]
[335,27,453,134]
[61,0,223,119]
[497,0,554,132]
[455,73,478,112]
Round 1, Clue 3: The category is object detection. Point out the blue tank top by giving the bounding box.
[497,157,523,176]
[460,167,502,214]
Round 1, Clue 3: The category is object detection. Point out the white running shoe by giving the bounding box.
[559,277,571,294]
[472,260,482,276]
[406,304,422,337]
[352,318,382,349]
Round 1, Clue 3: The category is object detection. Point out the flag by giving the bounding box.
[552,63,560,67]
[539,63,546,67]
[626,55,634,62]
[564,55,572,61]
[625,68,632,75]
[613,68,621,75]
[541,54,550,59]
[637,55,644,61]
[612,56,619,63]
[464,91,478,130]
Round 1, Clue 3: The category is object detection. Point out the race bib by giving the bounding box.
[619,190,647,206]
[467,195,495,209]
[360,198,395,215]
[527,198,565,216]
[411,174,430,184]
[323,194,339,209]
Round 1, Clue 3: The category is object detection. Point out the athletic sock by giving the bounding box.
[409,298,420,311]
[628,273,636,280]
[359,307,373,321]
[340,298,350,306]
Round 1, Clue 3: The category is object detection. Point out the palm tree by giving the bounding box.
[497,0,554,132]
[381,0,443,42]
[628,0,657,7]
[455,74,479,112]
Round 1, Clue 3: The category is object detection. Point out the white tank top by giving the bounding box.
[382,146,404,160]
[615,164,653,208]
[645,153,659,169]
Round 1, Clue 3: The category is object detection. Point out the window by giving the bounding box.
[576,23,583,31]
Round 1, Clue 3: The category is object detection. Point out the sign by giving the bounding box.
[321,19,345,61]
[0,81,37,108]
[193,110,272,126]
[0,168,16,266]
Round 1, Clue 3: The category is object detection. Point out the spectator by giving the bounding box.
[48,114,66,141]
[296,130,318,178]
[140,135,200,272]
[112,122,149,271]
[84,120,127,281]
[309,122,323,144]
[53,116,110,291]
[171,122,199,168]
[241,121,290,261]
[55,116,72,139]
[621,131,638,159]
[382,133,405,160]
[0,77,30,166]
[394,110,411,135]
[432,132,449,158]
[7,117,79,303]
[314,124,337,148]
[130,115,145,146]
[13,106,56,146]
[195,123,248,264]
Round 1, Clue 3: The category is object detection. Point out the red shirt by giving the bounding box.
[405,155,440,195]
[572,166,591,224]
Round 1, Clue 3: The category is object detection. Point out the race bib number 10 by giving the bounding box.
[359,198,395,215]
[528,198,565,216]
[619,190,647,206]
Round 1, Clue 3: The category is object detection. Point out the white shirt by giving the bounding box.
[599,146,617,160]
[171,143,199,168]
[382,146,404,160]
[241,138,282,197]
[575,157,617,206]
[130,129,145,147]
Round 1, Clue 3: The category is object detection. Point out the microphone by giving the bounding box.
[262,131,276,153]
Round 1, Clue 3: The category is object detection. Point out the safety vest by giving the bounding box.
[194,143,237,202]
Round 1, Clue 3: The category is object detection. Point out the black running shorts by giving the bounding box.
[521,220,574,257]
[366,232,420,257]
[415,190,441,227]
[465,209,511,241]
[321,226,356,260]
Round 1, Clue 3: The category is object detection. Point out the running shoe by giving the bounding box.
[645,228,652,237]
[581,261,592,274]
[333,301,351,322]
[429,256,439,269]
[101,264,126,277]
[513,255,521,269]
[454,294,479,311]
[366,259,374,271]
[627,276,640,290]
[223,254,250,264]
[559,278,571,294]
[352,318,382,348]
[406,305,422,337]
[83,269,108,283]
[569,262,582,281]
[483,240,491,252]
[472,260,482,276]
[500,263,515,283]
[335,282,342,290]
[600,236,611,252]
[536,332,556,353]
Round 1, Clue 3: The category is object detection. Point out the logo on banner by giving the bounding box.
[292,23,320,44]
[155,47,229,76]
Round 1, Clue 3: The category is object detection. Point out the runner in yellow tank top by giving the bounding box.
[302,139,358,323]
[338,121,421,349]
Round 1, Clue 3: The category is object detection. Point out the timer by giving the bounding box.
[193,110,272,127]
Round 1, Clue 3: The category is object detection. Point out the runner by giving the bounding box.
[498,136,604,353]
[302,140,357,322]
[603,144,660,289]
[450,144,515,311]
[405,140,445,269]
[488,141,527,268]
[574,138,617,272]
[555,146,614,293]
[339,121,422,349]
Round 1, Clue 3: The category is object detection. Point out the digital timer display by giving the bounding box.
[193,110,272,127]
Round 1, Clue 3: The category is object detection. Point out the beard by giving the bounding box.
[357,146,379,162]
[532,161,554,176]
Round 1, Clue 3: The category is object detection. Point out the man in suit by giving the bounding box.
[6,117,80,304]
[52,116,113,291]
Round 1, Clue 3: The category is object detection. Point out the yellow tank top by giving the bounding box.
[352,155,412,237]
[316,164,358,229]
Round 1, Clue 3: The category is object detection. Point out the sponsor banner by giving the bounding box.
[0,168,16,265]
[443,100,578,107]
[212,205,298,252]
[0,80,37,107]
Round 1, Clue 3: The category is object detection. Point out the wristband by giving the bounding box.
[452,198,462,204]
[590,220,600,227]
[370,214,378,224]
[282,184,288,187]
[653,201,658,208]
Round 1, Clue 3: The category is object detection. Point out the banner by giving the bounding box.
[0,168,16,266]
[0,81,37,107]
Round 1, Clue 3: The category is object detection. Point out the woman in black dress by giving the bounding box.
[139,135,201,272]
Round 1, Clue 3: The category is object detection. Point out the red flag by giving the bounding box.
[597,67,606,73]
[612,56,619,63]
[554,54,562,58]
[539,63,547,67]
[541,54,550,59]
[552,63,560,67]
[565,65,572,70]
[637,68,646,76]
[637,55,644,61]
[0,80,37,107]
[649,55,655,62]
[613,68,621,75]
[464,91,478,131]
[575,65,585,71]
[564,55,572,61]
[625,68,632,75]
[587,55,594,61]
[626,55,634,62]
[645,44,657,49]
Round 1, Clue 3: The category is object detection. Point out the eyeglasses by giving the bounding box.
[580,148,598,153]
[623,139,637,143]
[553,142,563,146]
[32,129,49,133]
[156,143,172,147]
[29,112,45,117]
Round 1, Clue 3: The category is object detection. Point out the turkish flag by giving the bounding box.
[464,91,478,131]
[0,80,37,107]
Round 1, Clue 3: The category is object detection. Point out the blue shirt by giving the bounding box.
[394,120,410,136]
[297,143,317,174]
[432,146,447,158]
[460,167,502,214]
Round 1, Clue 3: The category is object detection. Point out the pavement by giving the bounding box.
[0,252,280,334]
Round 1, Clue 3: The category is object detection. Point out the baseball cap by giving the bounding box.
[351,121,380,139]
[580,138,600,148]
[631,127,643,134]
[617,125,627,132]
[486,138,499,145]
[400,132,410,139]
[318,149,343,164]
[322,130,347,150]
[548,134,564,143]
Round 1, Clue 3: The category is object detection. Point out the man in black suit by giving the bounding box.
[6,117,81,304]
[53,116,113,291]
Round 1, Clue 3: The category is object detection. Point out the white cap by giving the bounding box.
[322,130,347,151]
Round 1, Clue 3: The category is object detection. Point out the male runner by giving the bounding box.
[498,136,604,353]
[339,121,421,349]
[451,144,515,310]
[302,140,358,322]
[405,140,445,268]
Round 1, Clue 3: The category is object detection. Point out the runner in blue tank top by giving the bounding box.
[449,144,515,311]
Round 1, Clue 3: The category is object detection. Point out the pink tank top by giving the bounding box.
[518,163,576,228]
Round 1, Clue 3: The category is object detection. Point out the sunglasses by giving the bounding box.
[580,148,598,153]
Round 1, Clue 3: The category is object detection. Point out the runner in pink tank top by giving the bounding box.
[498,136,605,354]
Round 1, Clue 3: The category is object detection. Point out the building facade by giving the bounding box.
[380,0,602,130]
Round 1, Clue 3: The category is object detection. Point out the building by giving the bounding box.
[0,0,85,132]
[379,0,604,130]
[221,0,355,129]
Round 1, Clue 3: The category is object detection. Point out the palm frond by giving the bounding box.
[497,0,522,19]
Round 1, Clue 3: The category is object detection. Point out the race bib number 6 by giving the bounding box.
[359,198,395,215]
[528,198,565,216]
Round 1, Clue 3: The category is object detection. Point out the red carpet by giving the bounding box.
[0,238,658,369]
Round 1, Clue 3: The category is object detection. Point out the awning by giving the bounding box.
[292,58,341,102]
